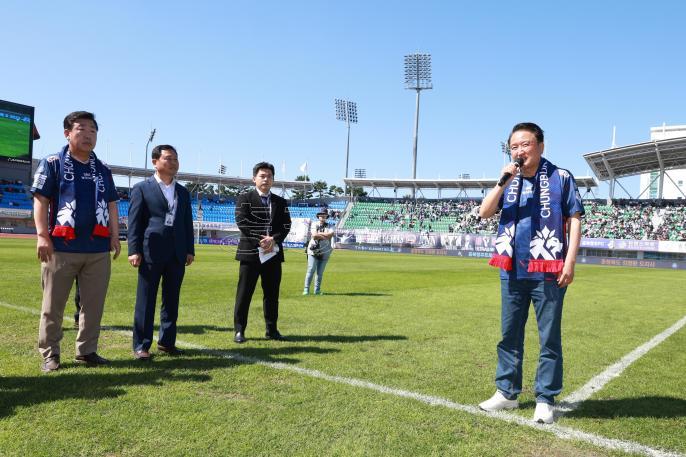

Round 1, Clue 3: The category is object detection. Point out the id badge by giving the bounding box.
[165,213,174,226]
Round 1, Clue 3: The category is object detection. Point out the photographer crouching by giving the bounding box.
[303,209,334,295]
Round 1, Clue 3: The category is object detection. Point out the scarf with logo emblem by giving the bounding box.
[51,145,112,240]
[489,157,566,273]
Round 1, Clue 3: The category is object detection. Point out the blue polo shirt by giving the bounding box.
[497,168,585,281]
[31,152,119,253]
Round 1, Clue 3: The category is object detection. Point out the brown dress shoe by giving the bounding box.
[41,355,60,372]
[75,352,110,366]
[134,350,151,360]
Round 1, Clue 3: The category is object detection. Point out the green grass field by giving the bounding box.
[0,117,30,159]
[1,238,685,456]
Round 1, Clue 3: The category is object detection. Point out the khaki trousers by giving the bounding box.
[38,251,111,358]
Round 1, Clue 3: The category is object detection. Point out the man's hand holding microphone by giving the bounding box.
[497,157,524,188]
[479,157,524,219]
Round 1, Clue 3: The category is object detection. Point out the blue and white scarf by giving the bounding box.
[52,145,112,240]
[489,158,566,273]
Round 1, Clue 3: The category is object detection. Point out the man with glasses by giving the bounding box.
[478,122,584,424]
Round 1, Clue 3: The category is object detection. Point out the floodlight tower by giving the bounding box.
[501,141,511,167]
[335,98,358,179]
[144,128,156,170]
[404,53,432,182]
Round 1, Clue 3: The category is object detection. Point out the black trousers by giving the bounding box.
[233,258,282,334]
[133,258,185,351]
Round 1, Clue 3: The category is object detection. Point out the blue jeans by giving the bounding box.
[495,278,567,405]
[304,254,330,292]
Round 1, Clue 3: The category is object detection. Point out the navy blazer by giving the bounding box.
[235,189,291,262]
[127,177,195,264]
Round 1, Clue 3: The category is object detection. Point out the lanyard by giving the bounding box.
[160,181,177,215]
[167,194,177,215]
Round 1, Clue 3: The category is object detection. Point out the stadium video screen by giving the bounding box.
[0,99,34,165]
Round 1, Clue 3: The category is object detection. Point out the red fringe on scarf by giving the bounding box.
[52,225,76,240]
[489,255,513,271]
[92,224,110,237]
[527,259,564,273]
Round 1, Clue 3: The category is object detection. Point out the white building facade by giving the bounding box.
[639,125,686,199]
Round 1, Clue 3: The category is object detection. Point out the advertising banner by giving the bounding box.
[284,218,310,249]
[198,236,238,246]
[335,228,686,269]
[578,256,686,270]
[658,240,686,254]
[580,238,659,252]
[337,241,686,269]
[193,221,237,231]
[0,207,31,218]
[338,230,685,255]
[335,228,497,252]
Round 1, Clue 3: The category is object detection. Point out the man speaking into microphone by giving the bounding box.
[477,122,584,424]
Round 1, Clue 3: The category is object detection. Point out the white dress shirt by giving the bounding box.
[154,173,177,215]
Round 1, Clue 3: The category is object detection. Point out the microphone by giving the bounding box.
[497,157,524,187]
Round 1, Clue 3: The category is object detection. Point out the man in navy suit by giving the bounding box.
[233,162,291,343]
[127,145,195,360]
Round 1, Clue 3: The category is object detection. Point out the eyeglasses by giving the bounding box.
[509,141,536,153]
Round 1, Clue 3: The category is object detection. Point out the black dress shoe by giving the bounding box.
[234,332,246,344]
[157,345,183,356]
[265,331,287,341]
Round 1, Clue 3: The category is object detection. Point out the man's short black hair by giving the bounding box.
[64,111,98,131]
[151,144,178,160]
[508,122,544,145]
[253,162,275,177]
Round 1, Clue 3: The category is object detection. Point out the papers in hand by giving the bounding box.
[258,245,279,264]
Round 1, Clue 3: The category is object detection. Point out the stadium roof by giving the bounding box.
[343,176,598,195]
[31,159,313,192]
[583,136,686,181]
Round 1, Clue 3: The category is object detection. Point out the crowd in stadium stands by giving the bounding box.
[582,200,686,241]
[343,198,686,241]
[345,199,498,234]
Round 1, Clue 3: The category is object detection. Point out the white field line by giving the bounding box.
[558,314,686,414]
[1,301,683,457]
[1,301,42,315]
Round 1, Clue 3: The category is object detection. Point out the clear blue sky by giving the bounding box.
[3,0,685,197]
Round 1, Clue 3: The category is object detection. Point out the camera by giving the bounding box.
[310,240,325,259]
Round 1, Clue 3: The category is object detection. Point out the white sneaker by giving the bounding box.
[533,402,555,424]
[478,391,519,412]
